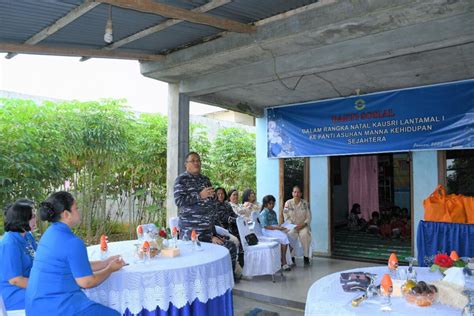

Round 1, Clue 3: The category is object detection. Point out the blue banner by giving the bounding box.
[267,80,474,157]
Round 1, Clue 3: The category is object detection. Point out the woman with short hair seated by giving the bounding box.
[0,199,37,311]
[25,191,126,316]
[241,189,261,221]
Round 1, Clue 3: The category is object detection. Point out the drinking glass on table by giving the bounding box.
[405,256,417,281]
[133,243,142,263]
[181,229,190,245]
[380,274,393,312]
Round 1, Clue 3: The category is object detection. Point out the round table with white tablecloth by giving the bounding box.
[85,240,234,315]
[305,266,461,316]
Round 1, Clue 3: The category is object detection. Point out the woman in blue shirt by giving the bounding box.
[258,195,292,271]
[0,199,37,310]
[25,191,125,316]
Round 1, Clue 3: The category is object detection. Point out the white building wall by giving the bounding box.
[256,117,280,208]
[309,156,330,254]
[412,151,439,258]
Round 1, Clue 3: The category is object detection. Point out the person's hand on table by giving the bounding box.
[103,255,121,265]
[211,236,224,245]
[107,256,127,272]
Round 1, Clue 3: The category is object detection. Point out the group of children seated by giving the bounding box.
[348,203,411,240]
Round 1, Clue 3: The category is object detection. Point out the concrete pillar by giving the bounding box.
[166,83,189,221]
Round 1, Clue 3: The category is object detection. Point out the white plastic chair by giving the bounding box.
[292,237,314,259]
[250,211,293,264]
[236,217,282,282]
[0,296,25,316]
[0,296,6,316]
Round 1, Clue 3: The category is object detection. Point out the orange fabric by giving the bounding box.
[423,185,450,222]
[445,194,467,223]
[463,196,474,224]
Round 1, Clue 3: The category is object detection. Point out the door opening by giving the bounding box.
[330,153,412,263]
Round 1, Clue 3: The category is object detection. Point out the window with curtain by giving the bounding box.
[446,149,474,196]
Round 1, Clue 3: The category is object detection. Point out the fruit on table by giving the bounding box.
[401,280,416,295]
[404,281,438,307]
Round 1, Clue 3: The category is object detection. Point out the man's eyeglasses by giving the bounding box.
[186,159,201,164]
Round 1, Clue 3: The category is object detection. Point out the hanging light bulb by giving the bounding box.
[104,5,113,44]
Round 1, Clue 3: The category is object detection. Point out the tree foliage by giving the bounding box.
[207,127,256,191]
[0,98,256,239]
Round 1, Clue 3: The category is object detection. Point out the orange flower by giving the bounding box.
[388,253,398,270]
[191,229,197,241]
[450,250,459,261]
[381,274,393,295]
[142,241,150,250]
[172,226,178,236]
[100,234,107,251]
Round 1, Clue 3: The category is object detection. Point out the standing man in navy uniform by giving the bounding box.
[173,152,237,275]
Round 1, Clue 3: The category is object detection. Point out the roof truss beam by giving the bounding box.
[5,1,100,59]
[105,0,232,51]
[0,43,164,61]
[96,0,256,33]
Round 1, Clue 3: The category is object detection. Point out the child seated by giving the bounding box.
[347,203,367,231]
[380,216,392,239]
[367,211,380,234]
[399,208,411,240]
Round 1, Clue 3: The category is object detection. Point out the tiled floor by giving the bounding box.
[233,256,383,314]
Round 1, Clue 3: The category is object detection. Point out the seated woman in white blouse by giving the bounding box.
[240,189,261,221]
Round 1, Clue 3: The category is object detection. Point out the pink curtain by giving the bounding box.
[348,155,379,221]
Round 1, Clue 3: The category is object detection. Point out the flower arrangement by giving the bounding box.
[158,229,167,238]
[430,251,466,274]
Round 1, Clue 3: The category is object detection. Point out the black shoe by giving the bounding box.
[304,257,310,265]
[292,257,296,264]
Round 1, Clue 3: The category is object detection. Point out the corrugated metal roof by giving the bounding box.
[0,2,76,42]
[43,5,168,48]
[0,0,320,56]
[209,0,319,23]
[122,21,221,53]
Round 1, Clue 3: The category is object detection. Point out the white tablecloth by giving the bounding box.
[305,266,461,316]
[85,240,234,314]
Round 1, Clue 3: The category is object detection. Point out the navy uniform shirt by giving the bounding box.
[173,171,217,242]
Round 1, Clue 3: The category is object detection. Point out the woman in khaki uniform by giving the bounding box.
[284,185,312,265]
